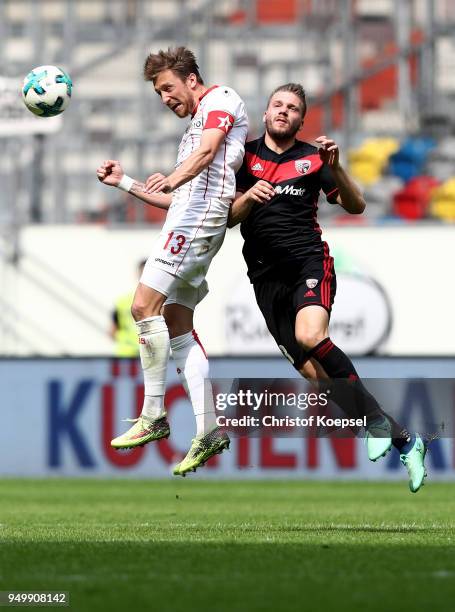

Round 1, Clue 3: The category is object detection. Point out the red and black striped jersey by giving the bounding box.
[236,135,339,280]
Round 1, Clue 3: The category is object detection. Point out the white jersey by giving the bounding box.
[172,85,248,206]
[149,85,248,288]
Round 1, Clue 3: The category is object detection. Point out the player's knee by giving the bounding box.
[131,299,160,322]
[132,290,166,321]
[163,309,193,339]
[131,301,146,322]
[295,329,326,351]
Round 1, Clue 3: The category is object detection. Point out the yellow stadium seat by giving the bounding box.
[429,178,455,221]
[348,138,400,185]
[349,162,382,185]
[429,199,455,221]
[431,177,455,200]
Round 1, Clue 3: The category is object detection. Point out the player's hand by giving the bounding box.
[96,159,124,187]
[315,136,340,169]
[247,180,275,204]
[144,173,173,194]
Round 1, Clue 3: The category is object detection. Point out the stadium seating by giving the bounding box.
[388,137,436,182]
[424,137,455,182]
[420,111,454,141]
[256,0,299,23]
[392,176,440,220]
[348,138,399,185]
[345,131,455,222]
[3,0,455,226]
[362,176,403,219]
[429,178,455,221]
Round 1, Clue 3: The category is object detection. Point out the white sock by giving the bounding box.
[136,315,170,420]
[170,330,217,437]
[141,395,165,421]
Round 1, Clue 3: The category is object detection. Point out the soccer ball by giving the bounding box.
[22,65,72,117]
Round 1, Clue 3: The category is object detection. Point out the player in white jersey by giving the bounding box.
[96,47,248,476]
[148,82,247,289]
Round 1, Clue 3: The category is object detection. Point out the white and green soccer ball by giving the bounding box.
[22,65,72,117]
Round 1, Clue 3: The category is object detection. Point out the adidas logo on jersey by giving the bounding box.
[251,162,264,172]
[275,184,306,196]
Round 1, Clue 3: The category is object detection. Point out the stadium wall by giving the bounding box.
[0,356,454,479]
[1,224,454,356]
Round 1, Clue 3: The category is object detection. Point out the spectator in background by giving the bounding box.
[110,259,146,357]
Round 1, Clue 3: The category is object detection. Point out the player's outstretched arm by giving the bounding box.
[315,136,366,214]
[144,128,226,194]
[227,180,275,227]
[96,159,171,210]
[128,180,172,210]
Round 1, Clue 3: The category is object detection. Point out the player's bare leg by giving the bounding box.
[299,357,327,381]
[164,303,194,338]
[111,283,171,449]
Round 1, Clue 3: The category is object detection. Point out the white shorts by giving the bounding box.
[140,265,208,311]
[149,198,228,288]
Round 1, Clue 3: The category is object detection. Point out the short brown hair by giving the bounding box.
[268,83,307,118]
[143,46,204,84]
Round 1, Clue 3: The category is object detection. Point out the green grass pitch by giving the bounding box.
[0,479,454,611]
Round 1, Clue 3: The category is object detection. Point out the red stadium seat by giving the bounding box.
[392,176,439,220]
[256,0,298,23]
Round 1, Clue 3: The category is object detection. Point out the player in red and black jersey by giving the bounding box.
[229,83,428,492]
[236,132,339,287]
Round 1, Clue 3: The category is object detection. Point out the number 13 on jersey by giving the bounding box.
[163,231,186,255]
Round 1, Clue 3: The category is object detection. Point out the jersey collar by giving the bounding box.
[191,85,219,117]
[262,134,302,158]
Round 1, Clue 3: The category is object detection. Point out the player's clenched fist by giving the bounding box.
[96,159,124,187]
[247,180,275,204]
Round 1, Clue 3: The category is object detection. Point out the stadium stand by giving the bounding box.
[348,138,400,185]
[388,137,436,183]
[429,177,455,222]
[362,176,404,220]
[1,0,455,228]
[424,136,455,182]
[392,175,439,220]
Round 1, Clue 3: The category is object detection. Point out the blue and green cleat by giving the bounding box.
[400,435,427,493]
[173,427,230,476]
[365,416,393,461]
[111,413,170,449]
